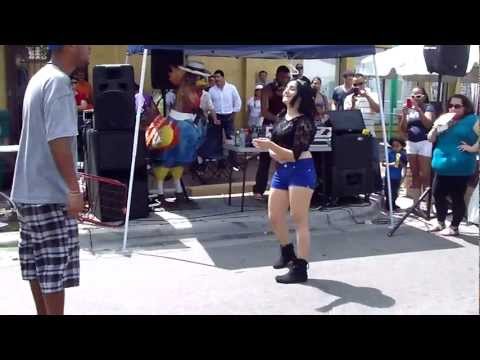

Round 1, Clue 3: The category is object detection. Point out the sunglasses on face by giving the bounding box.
[353,82,364,86]
[411,94,424,99]
[448,104,463,109]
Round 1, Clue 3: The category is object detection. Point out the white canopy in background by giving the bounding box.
[357,45,479,83]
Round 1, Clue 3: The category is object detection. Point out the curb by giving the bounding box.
[1,197,382,250]
[80,198,381,250]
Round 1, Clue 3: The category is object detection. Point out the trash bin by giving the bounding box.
[0,110,10,145]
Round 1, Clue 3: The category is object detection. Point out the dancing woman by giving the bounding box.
[253,79,316,283]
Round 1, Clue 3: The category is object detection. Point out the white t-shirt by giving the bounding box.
[247,97,262,127]
[344,87,380,137]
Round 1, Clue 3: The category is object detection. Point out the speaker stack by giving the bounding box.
[150,49,184,89]
[85,64,149,221]
[325,110,376,200]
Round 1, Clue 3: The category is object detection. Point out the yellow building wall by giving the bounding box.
[0,45,7,109]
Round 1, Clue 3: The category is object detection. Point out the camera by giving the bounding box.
[353,87,360,96]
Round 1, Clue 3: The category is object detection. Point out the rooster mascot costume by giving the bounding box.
[146,60,209,202]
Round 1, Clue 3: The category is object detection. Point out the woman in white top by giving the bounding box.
[247,84,263,128]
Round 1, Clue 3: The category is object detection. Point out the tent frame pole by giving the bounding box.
[122,48,148,251]
[373,55,394,228]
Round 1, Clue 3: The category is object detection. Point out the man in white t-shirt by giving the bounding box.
[344,73,380,137]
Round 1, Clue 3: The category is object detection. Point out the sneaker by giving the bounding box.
[439,226,460,236]
[430,222,446,232]
[254,193,264,201]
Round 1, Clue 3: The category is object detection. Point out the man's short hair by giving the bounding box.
[214,70,224,77]
[276,66,290,74]
[259,70,267,75]
[343,70,355,78]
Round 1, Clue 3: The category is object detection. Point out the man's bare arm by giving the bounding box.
[49,137,79,192]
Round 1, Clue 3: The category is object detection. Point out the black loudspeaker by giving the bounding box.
[327,110,365,135]
[151,49,184,89]
[84,129,149,220]
[93,64,135,131]
[330,134,375,198]
[86,170,149,222]
[85,129,146,172]
[423,45,470,77]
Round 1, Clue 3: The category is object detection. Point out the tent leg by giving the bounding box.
[373,55,395,229]
[437,74,443,103]
[122,48,148,252]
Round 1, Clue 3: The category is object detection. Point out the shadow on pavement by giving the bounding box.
[302,279,396,312]
[197,225,463,270]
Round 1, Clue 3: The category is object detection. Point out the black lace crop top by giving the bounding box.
[270,115,316,161]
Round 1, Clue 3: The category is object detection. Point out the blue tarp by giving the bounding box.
[127,45,376,59]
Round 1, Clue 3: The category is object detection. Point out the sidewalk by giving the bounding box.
[1,193,380,251]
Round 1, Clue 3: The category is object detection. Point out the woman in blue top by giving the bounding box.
[398,87,436,206]
[428,94,480,236]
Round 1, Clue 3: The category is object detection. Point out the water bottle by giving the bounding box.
[239,129,246,147]
[395,153,401,167]
[234,129,241,147]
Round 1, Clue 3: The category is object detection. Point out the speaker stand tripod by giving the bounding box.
[387,187,433,237]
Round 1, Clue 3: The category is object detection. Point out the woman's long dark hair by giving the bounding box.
[447,94,475,116]
[288,79,316,119]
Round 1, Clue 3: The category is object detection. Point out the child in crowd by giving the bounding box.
[382,137,408,211]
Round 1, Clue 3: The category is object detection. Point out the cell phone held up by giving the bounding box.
[405,98,413,108]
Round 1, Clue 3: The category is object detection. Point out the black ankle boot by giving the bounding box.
[275,258,308,284]
[273,243,297,269]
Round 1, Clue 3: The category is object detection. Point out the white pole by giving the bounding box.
[125,52,130,64]
[122,48,148,251]
[373,54,395,228]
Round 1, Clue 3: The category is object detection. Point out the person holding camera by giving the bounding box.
[344,73,382,191]
[428,94,479,236]
[398,87,435,207]
[343,73,380,136]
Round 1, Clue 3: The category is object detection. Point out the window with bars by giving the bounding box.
[26,45,48,62]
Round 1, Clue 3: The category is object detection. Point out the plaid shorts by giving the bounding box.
[17,203,80,294]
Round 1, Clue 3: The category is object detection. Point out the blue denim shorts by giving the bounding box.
[271,158,317,191]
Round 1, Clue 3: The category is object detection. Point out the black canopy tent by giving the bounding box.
[122,45,394,249]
